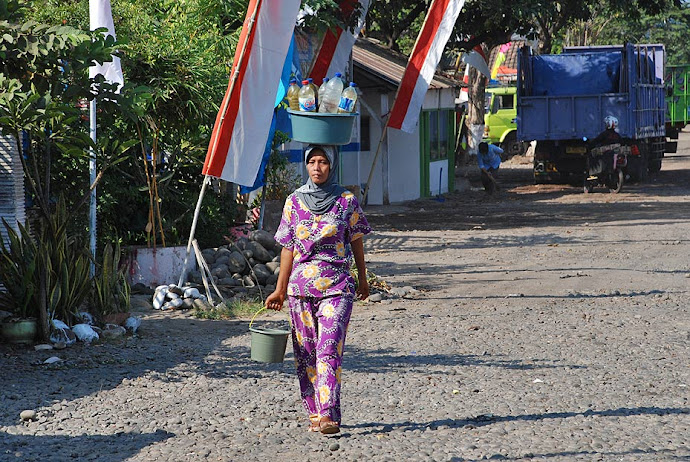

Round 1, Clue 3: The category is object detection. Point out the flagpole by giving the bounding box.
[89,99,97,277]
[178,0,262,287]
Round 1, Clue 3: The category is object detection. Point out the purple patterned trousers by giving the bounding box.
[288,294,353,423]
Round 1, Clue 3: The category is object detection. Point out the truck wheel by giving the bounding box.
[501,132,526,159]
[649,159,662,173]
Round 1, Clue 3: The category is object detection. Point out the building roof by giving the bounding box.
[352,37,459,93]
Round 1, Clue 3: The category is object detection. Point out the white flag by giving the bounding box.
[89,0,124,89]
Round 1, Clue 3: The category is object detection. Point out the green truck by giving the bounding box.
[483,85,526,157]
[666,64,690,142]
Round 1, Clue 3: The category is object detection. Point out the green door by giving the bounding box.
[420,109,456,197]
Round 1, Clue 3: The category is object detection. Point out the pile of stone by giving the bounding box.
[187,229,282,297]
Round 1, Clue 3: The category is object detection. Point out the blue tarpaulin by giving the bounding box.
[532,52,622,96]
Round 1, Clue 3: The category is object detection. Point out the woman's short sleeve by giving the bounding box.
[274,195,296,250]
[346,195,371,242]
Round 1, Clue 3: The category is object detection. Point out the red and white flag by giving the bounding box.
[89,0,124,88]
[203,0,301,185]
[387,0,465,133]
[308,0,370,85]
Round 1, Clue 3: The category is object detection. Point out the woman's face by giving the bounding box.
[307,152,331,185]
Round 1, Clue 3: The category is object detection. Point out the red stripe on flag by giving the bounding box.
[387,0,452,129]
[309,0,358,85]
[203,0,262,177]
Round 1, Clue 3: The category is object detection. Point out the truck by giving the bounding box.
[517,44,667,184]
[483,85,527,157]
[665,64,690,141]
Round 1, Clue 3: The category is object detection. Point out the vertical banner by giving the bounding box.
[302,0,370,84]
[89,0,124,88]
[387,0,465,133]
[202,0,301,185]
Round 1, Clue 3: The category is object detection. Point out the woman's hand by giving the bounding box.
[265,290,286,311]
[356,278,370,301]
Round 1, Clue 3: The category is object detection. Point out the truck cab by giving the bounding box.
[483,85,526,157]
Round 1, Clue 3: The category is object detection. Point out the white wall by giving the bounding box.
[429,159,449,196]
[387,127,421,203]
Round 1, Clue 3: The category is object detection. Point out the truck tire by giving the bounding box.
[501,132,526,159]
[649,159,662,173]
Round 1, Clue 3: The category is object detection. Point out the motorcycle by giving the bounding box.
[583,143,628,194]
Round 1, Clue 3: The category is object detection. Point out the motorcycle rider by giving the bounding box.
[587,115,622,179]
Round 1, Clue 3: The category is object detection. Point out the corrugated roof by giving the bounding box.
[353,38,458,90]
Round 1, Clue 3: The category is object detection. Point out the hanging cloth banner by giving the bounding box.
[89,0,124,89]
[300,0,370,85]
[202,0,301,186]
[387,0,465,133]
[491,42,511,79]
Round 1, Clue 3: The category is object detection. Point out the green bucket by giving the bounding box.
[249,308,290,363]
[287,109,359,145]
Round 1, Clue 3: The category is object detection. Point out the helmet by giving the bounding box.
[604,115,618,130]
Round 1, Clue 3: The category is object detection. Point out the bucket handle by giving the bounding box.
[249,306,267,329]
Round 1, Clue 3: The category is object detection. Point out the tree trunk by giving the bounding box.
[465,58,487,157]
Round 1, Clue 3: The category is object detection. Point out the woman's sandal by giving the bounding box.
[319,418,340,435]
[308,414,320,432]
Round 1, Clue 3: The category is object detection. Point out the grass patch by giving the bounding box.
[193,297,264,320]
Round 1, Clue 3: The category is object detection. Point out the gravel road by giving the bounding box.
[1,134,689,462]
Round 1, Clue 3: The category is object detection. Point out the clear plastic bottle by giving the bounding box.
[307,78,319,108]
[338,82,358,113]
[318,77,329,107]
[319,74,345,113]
[298,79,316,112]
[287,79,300,111]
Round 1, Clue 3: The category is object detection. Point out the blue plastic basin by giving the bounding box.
[287,109,358,145]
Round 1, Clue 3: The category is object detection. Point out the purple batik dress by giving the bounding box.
[274,190,370,423]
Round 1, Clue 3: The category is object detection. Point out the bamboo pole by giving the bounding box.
[178,0,262,287]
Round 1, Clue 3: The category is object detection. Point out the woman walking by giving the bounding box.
[265,144,370,435]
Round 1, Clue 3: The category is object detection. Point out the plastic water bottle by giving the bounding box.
[307,78,319,108]
[318,78,329,106]
[287,79,300,111]
[298,80,316,112]
[338,82,358,113]
[319,74,345,113]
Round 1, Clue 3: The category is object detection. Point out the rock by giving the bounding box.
[329,442,340,451]
[43,356,62,364]
[249,229,277,250]
[247,241,272,263]
[193,299,209,310]
[166,291,180,300]
[72,324,99,343]
[183,287,201,299]
[265,261,280,273]
[219,277,239,286]
[227,251,247,274]
[153,288,168,310]
[76,312,95,325]
[20,410,37,422]
[168,285,184,296]
[50,325,76,346]
[131,283,155,295]
[124,316,142,333]
[213,255,230,267]
[34,344,53,351]
[0,310,12,321]
[102,325,126,339]
[182,298,195,309]
[367,293,383,303]
[201,249,216,265]
[242,250,254,260]
[266,274,279,286]
[130,294,153,311]
[211,265,231,280]
[167,298,185,310]
[53,342,66,350]
[252,264,272,285]
[248,257,257,267]
[234,237,250,251]
[243,275,256,287]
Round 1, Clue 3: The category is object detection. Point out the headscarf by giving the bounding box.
[296,144,346,215]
